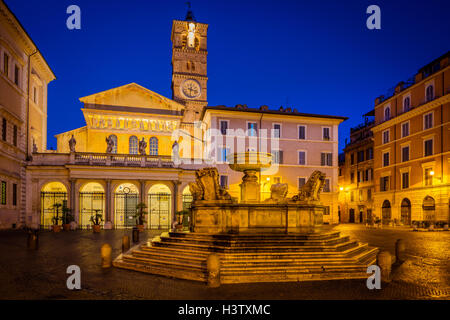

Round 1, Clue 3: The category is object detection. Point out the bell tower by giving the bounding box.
[171,5,208,123]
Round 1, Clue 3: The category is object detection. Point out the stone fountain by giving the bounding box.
[114,152,378,284]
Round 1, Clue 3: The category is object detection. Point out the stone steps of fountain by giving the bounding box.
[168,231,342,241]
[159,234,350,247]
[113,232,379,284]
[151,237,356,253]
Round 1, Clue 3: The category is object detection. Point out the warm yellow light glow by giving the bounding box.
[430,171,435,176]
[339,187,344,191]
[266,177,270,181]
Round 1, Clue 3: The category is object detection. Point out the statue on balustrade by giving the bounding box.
[292,170,326,203]
[189,167,232,202]
[172,140,180,163]
[68,135,76,153]
[265,183,288,204]
[139,138,147,155]
[105,136,115,153]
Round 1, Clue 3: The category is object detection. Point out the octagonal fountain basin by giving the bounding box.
[226,152,272,172]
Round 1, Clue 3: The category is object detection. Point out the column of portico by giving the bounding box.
[173,181,181,225]
[69,179,78,224]
[140,180,146,204]
[105,179,112,224]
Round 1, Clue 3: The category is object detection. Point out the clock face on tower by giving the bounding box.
[180,79,201,99]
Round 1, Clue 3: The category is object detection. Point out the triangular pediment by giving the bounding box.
[79,83,184,112]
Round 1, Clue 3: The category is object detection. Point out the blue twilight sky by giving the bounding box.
[4,0,450,151]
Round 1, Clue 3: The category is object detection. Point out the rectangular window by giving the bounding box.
[367,189,372,200]
[3,53,9,77]
[12,183,17,206]
[383,152,390,167]
[402,146,410,162]
[364,168,372,182]
[217,147,228,162]
[323,179,330,192]
[350,191,354,202]
[359,189,363,201]
[358,150,364,163]
[350,172,354,183]
[13,125,17,147]
[298,178,306,190]
[298,125,306,140]
[424,113,433,130]
[424,168,433,186]
[273,124,281,138]
[424,139,433,157]
[380,176,389,192]
[219,175,228,189]
[401,122,409,137]
[366,148,373,160]
[350,153,354,165]
[219,120,228,135]
[323,206,330,216]
[271,150,283,164]
[402,172,409,189]
[247,122,257,136]
[33,87,37,103]
[321,152,332,166]
[322,127,330,141]
[0,181,6,205]
[2,118,6,141]
[383,130,390,144]
[298,151,306,165]
[357,171,362,183]
[14,65,19,86]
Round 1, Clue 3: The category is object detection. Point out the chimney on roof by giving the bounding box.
[395,82,404,94]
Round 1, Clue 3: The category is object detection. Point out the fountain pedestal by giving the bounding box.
[240,169,260,202]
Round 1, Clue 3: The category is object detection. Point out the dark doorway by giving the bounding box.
[401,198,411,225]
[349,209,355,223]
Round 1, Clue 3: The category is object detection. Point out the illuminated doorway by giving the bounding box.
[422,196,436,222]
[79,182,105,229]
[401,198,411,225]
[382,200,391,224]
[148,184,171,229]
[114,183,139,228]
[40,182,68,229]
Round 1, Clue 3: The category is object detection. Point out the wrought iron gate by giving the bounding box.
[148,193,171,229]
[182,194,193,211]
[40,192,68,229]
[79,192,105,229]
[114,193,138,228]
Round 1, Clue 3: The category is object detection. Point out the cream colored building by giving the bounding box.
[0,1,55,229]
[8,9,346,229]
[371,52,450,225]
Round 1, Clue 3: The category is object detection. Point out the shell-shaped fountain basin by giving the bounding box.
[227,152,272,172]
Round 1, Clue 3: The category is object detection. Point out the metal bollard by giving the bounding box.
[206,253,221,287]
[132,227,139,243]
[395,239,406,263]
[27,229,39,250]
[377,250,392,283]
[101,244,112,268]
[122,235,130,253]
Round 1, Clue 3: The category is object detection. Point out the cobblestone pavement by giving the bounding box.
[0,225,448,300]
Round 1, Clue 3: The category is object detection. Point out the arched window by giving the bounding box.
[384,106,390,121]
[403,97,410,112]
[108,135,117,154]
[129,136,138,154]
[149,137,158,155]
[426,85,434,102]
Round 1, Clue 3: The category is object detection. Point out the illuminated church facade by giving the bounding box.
[4,8,347,229]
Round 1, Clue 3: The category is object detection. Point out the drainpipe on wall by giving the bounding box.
[26,50,38,160]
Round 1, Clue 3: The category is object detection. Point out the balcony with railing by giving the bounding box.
[30,152,176,168]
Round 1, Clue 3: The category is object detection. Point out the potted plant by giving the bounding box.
[90,209,103,233]
[51,203,63,232]
[135,202,147,232]
[62,206,74,231]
